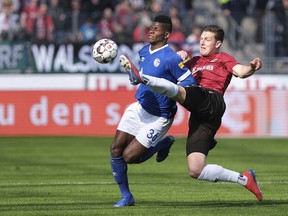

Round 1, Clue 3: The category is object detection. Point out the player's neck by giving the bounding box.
[150,41,167,51]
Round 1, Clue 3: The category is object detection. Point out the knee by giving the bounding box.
[188,167,203,179]
[110,143,124,158]
[111,146,138,164]
[123,152,139,164]
[186,152,206,179]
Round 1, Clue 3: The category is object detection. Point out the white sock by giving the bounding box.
[197,164,247,185]
[141,74,179,98]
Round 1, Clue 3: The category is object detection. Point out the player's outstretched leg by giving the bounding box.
[242,169,263,201]
[119,55,143,85]
[195,164,263,201]
[156,135,175,162]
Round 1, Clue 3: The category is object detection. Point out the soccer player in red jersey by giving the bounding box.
[122,25,263,201]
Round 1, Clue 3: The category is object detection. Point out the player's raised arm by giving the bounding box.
[232,57,262,78]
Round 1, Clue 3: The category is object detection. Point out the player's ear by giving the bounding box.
[215,40,222,48]
[164,32,170,39]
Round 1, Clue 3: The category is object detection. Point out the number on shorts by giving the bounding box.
[147,129,159,142]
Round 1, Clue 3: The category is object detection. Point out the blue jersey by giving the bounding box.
[136,44,196,119]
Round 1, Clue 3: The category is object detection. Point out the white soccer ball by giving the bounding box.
[92,38,118,64]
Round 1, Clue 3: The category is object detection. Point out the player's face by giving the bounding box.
[148,22,169,45]
[199,31,221,56]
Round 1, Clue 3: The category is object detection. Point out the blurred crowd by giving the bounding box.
[219,0,288,57]
[0,0,288,57]
[0,0,197,48]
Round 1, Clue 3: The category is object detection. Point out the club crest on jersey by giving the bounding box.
[154,58,160,67]
[210,58,218,62]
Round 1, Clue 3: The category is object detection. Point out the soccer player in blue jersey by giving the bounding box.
[110,15,197,207]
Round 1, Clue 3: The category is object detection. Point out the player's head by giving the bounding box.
[200,25,224,56]
[203,25,224,42]
[153,15,173,33]
[149,15,172,47]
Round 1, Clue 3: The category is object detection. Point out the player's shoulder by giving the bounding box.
[216,52,239,67]
[163,46,182,60]
[217,52,235,60]
[139,44,150,53]
[165,45,179,55]
[185,56,200,68]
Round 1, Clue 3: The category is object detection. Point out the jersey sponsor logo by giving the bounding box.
[203,65,214,70]
[192,65,214,73]
[154,58,160,67]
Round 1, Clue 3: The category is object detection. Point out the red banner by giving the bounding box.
[0,90,189,136]
[0,89,287,137]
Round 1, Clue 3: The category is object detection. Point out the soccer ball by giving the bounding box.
[92,39,118,64]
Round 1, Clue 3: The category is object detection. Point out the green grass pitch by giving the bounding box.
[0,136,287,216]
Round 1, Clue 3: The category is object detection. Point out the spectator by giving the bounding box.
[219,0,250,48]
[276,0,288,56]
[1,0,21,13]
[168,6,181,21]
[97,7,117,39]
[168,16,186,50]
[147,0,164,18]
[81,0,119,22]
[185,25,202,56]
[128,0,145,11]
[20,0,38,39]
[32,1,54,42]
[182,0,195,37]
[115,0,138,43]
[220,0,249,25]
[253,0,269,43]
[78,17,99,43]
[132,11,152,43]
[66,0,87,42]
[162,0,187,21]
[48,0,68,43]
[263,0,285,57]
[0,0,20,40]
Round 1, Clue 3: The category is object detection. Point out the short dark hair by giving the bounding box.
[203,25,224,42]
[153,15,172,33]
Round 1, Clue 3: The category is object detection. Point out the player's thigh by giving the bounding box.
[117,102,141,136]
[186,121,215,156]
[123,138,148,162]
[136,114,173,148]
[110,130,135,157]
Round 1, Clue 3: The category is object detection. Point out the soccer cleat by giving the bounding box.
[242,169,263,201]
[119,55,143,85]
[113,195,135,207]
[156,135,175,162]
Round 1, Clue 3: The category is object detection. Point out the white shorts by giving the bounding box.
[117,102,173,148]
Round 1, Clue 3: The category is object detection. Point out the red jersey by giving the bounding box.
[186,52,239,95]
